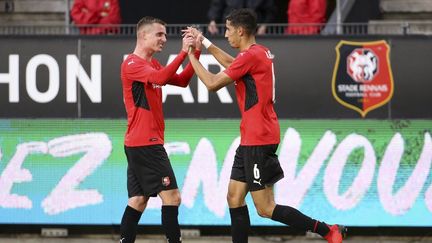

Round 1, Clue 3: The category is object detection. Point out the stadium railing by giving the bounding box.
[0,22,431,36]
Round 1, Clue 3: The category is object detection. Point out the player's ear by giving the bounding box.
[237,26,244,36]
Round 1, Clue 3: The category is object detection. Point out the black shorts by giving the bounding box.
[230,144,284,191]
[124,145,178,198]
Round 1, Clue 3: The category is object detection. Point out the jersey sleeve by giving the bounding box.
[167,50,201,87]
[224,51,254,81]
[123,51,187,85]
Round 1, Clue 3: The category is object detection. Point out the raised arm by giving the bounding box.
[126,33,195,86]
[186,27,235,68]
[206,40,235,69]
[167,50,201,87]
[167,30,203,87]
[125,51,187,86]
[187,51,233,92]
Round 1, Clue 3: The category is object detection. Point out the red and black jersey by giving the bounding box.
[224,44,280,146]
[121,51,199,147]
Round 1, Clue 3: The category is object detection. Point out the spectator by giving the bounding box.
[286,0,327,34]
[207,0,276,35]
[70,0,121,35]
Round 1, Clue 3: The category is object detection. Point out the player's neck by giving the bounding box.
[133,45,154,61]
[239,37,256,52]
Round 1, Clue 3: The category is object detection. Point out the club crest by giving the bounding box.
[332,40,394,117]
[162,176,171,187]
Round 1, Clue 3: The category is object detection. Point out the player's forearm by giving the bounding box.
[207,44,234,68]
[188,54,220,91]
[149,51,187,85]
[169,51,201,87]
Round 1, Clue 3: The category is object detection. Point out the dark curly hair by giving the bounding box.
[225,8,257,35]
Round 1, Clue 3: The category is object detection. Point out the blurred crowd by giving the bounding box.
[70,0,329,35]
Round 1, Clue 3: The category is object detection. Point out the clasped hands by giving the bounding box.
[181,27,203,54]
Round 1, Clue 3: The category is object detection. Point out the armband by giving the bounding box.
[202,37,212,49]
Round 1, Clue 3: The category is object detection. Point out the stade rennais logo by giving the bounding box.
[332,40,394,117]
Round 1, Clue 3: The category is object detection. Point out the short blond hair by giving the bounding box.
[136,16,166,33]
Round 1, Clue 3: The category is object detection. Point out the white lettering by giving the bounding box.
[181,137,239,217]
[162,54,234,104]
[378,133,432,215]
[1,128,431,218]
[0,55,19,102]
[41,133,111,215]
[0,142,47,209]
[162,54,194,103]
[324,134,376,210]
[66,55,102,103]
[359,84,388,92]
[197,55,233,104]
[163,84,195,103]
[276,128,336,207]
[426,179,432,212]
[338,84,358,92]
[164,142,190,156]
[26,54,60,103]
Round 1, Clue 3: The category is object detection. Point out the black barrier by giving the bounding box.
[0,36,431,118]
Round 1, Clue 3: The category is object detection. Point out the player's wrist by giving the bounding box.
[179,50,188,56]
[202,37,212,49]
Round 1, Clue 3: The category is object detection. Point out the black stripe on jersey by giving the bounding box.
[243,74,258,111]
[132,81,150,110]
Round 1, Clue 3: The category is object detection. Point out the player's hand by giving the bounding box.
[182,33,195,53]
[194,31,203,51]
[182,27,203,52]
[187,27,203,51]
[207,21,218,35]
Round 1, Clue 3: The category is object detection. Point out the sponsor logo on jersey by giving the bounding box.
[152,83,162,89]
